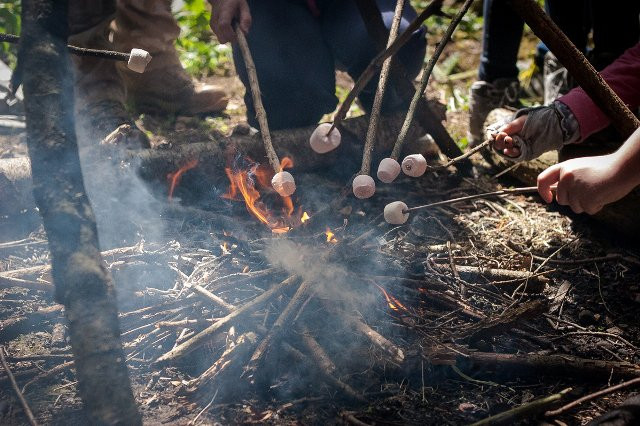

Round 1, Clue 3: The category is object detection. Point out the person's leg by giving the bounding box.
[68,0,149,147]
[590,0,640,70]
[478,0,524,82]
[545,0,589,53]
[233,0,336,130]
[318,0,426,113]
[469,0,524,145]
[113,0,228,115]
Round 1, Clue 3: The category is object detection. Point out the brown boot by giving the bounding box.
[69,13,150,148]
[113,0,228,116]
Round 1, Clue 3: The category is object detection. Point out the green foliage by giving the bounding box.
[0,0,20,68]
[175,0,233,77]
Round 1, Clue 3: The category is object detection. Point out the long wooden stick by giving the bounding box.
[327,0,443,135]
[234,25,281,173]
[359,0,405,175]
[404,186,539,213]
[545,377,640,417]
[0,347,39,426]
[390,0,475,160]
[507,0,639,138]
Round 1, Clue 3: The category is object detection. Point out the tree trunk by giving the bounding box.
[20,1,141,424]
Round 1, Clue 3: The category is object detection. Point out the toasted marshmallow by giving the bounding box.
[401,154,427,177]
[127,48,152,73]
[377,158,401,183]
[352,174,375,199]
[310,123,341,154]
[271,171,296,197]
[384,201,409,224]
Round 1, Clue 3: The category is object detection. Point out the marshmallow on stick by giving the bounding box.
[127,48,152,73]
[353,0,404,199]
[383,186,541,224]
[234,25,295,197]
[309,122,341,154]
[380,0,475,183]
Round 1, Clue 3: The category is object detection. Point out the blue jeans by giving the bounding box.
[233,0,426,130]
[479,0,640,82]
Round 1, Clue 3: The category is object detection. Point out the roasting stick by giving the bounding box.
[352,0,405,199]
[384,186,542,224]
[233,25,295,197]
[0,33,151,73]
[318,0,444,139]
[378,0,476,183]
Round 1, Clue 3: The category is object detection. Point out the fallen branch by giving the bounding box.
[545,377,640,417]
[0,347,39,426]
[464,352,640,379]
[471,388,572,426]
[155,276,299,365]
[431,264,548,292]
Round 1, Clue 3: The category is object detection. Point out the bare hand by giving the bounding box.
[209,0,252,43]
[491,115,526,158]
[537,154,633,215]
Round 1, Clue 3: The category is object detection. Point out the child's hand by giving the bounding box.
[537,154,634,215]
[492,115,527,158]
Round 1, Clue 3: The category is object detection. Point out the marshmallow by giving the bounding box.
[384,201,409,225]
[309,123,341,154]
[401,154,428,177]
[271,171,296,197]
[127,48,152,73]
[377,158,401,183]
[352,174,375,199]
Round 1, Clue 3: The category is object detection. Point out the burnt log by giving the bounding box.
[19,1,140,424]
[0,114,431,209]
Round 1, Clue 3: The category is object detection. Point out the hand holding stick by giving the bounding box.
[378,0,475,183]
[233,25,295,197]
[353,0,405,199]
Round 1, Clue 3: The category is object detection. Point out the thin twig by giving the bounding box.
[405,187,539,213]
[0,347,39,426]
[545,377,640,417]
[0,33,131,62]
[359,0,405,175]
[234,25,280,173]
[471,388,572,425]
[390,0,475,159]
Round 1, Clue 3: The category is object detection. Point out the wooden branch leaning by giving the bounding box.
[507,0,640,138]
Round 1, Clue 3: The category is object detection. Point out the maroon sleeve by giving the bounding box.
[557,42,640,141]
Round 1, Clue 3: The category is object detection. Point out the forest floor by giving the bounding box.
[1,5,640,426]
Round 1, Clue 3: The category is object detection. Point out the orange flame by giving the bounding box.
[167,159,198,200]
[325,228,338,243]
[375,284,408,312]
[223,156,305,233]
[301,212,310,223]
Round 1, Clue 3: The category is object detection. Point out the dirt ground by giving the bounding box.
[1,11,640,426]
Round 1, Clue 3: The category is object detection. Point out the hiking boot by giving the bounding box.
[69,16,149,148]
[543,51,572,105]
[112,0,228,116]
[468,78,521,147]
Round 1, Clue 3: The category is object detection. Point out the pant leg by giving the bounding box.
[545,0,589,53]
[590,0,640,70]
[318,0,426,112]
[478,0,524,82]
[235,0,336,130]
